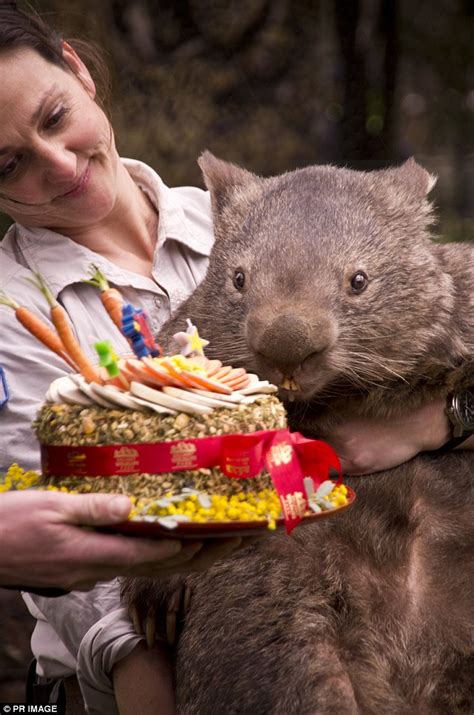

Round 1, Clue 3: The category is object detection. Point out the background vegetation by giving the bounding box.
[1,0,474,240]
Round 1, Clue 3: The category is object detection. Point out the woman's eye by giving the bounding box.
[350,271,369,293]
[45,106,69,129]
[233,270,245,290]
[0,157,20,182]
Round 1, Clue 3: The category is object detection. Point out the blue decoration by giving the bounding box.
[0,366,10,409]
[121,304,161,359]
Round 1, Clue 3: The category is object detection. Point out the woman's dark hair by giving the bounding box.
[0,2,111,109]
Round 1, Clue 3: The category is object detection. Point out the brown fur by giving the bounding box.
[122,154,474,713]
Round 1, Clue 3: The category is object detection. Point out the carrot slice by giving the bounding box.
[125,359,173,388]
[224,376,251,391]
[211,365,233,381]
[204,360,223,377]
[160,359,199,388]
[181,370,233,394]
[142,358,182,386]
[218,367,247,383]
[143,365,180,387]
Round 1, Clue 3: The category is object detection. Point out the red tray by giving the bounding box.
[98,486,356,539]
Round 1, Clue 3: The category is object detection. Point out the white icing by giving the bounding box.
[89,383,147,411]
[45,369,277,416]
[130,397,177,415]
[162,385,240,410]
[188,388,243,404]
[130,381,213,415]
[239,381,278,395]
[71,376,118,408]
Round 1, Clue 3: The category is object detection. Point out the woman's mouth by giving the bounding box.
[57,164,91,199]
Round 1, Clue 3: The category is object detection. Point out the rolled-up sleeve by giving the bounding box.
[24,581,125,678]
[77,606,144,714]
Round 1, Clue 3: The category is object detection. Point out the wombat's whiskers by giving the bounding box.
[208,335,253,366]
[334,348,411,388]
[342,364,385,391]
[289,397,317,423]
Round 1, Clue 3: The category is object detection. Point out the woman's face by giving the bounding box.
[0,46,120,231]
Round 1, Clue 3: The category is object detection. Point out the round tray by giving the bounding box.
[99,486,356,539]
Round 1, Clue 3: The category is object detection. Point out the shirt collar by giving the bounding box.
[12,158,213,297]
[122,158,214,255]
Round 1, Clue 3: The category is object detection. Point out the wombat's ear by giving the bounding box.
[381,158,437,199]
[198,150,260,216]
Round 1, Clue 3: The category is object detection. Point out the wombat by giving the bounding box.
[122,153,474,714]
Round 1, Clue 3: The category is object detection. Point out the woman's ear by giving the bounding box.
[61,41,96,99]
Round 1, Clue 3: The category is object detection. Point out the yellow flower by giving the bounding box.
[3,464,41,490]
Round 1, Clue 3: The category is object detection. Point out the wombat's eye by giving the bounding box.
[350,271,368,293]
[233,270,245,290]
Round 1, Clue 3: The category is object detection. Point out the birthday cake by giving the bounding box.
[4,267,350,532]
[35,354,294,526]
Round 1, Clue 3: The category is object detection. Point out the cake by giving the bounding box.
[35,358,294,526]
[33,353,349,531]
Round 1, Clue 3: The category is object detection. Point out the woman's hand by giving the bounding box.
[327,398,454,475]
[0,490,230,591]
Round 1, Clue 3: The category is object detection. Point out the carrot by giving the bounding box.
[102,289,124,330]
[30,273,100,384]
[0,291,78,371]
[83,264,124,331]
[50,305,100,383]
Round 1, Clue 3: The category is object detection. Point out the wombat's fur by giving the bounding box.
[123,154,474,713]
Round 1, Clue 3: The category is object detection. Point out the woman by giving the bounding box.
[1,4,471,713]
[0,4,241,712]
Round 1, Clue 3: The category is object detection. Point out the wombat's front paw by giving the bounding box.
[121,575,192,648]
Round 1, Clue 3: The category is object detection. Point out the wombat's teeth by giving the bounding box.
[281,376,299,391]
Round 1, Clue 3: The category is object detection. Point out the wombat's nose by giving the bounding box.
[253,314,330,374]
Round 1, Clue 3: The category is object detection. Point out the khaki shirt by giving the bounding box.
[0,158,214,471]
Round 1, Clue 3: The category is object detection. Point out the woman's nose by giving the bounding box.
[37,141,77,182]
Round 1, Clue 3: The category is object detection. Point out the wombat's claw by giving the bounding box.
[183,583,192,613]
[166,610,177,645]
[129,604,142,636]
[127,580,192,648]
[145,608,156,649]
[165,581,192,645]
[168,583,183,613]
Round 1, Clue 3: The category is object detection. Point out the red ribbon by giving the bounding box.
[41,429,341,533]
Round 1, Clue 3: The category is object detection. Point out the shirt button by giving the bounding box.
[153,296,161,308]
